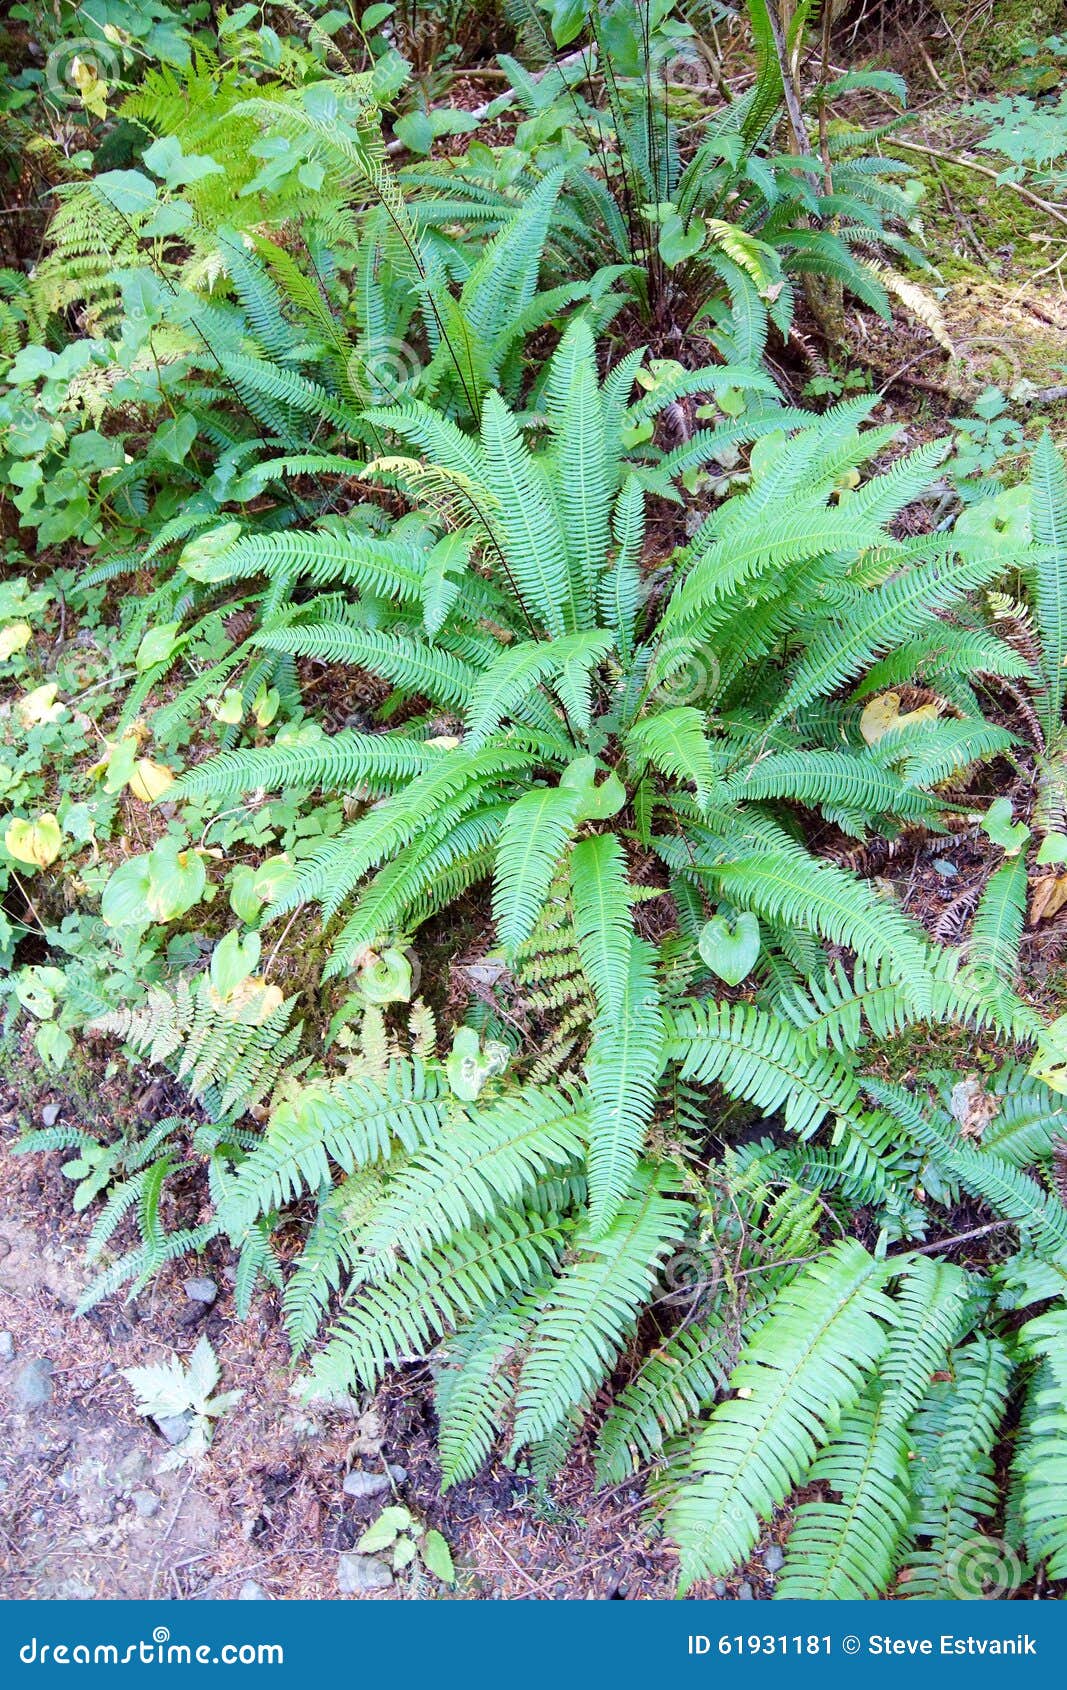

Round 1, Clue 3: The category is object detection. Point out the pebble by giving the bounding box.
[388,1465,407,1485]
[342,1469,390,1500]
[762,1545,785,1574]
[0,1331,14,1361]
[115,1450,149,1489]
[239,1582,269,1600]
[40,1103,61,1127]
[12,1357,53,1410]
[31,1508,46,1526]
[130,1489,160,1519]
[738,1581,755,1600]
[156,1411,194,1446]
[337,1553,393,1595]
[713,1580,727,1597]
[183,1277,218,1306]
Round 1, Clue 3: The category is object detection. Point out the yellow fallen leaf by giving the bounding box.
[128,759,174,802]
[213,976,285,1023]
[5,813,62,869]
[15,683,64,729]
[1030,873,1067,925]
[860,691,940,746]
[0,623,32,660]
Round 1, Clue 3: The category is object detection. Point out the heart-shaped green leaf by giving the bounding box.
[698,911,761,986]
[980,797,1030,855]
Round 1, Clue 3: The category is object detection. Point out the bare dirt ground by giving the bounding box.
[0,1073,784,1603]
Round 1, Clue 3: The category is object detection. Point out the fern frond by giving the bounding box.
[665,1240,895,1589]
[511,1164,690,1453]
[307,1210,566,1396]
[357,1086,586,1266]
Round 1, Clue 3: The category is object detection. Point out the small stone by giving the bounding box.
[342,1469,390,1500]
[387,1464,407,1484]
[239,1582,269,1600]
[0,1331,14,1361]
[337,1553,393,1595]
[12,1357,53,1409]
[762,1545,784,1574]
[738,1581,755,1600]
[114,1449,149,1489]
[156,1411,194,1446]
[41,1103,61,1127]
[713,1580,727,1597]
[131,1489,159,1519]
[31,1508,46,1526]
[183,1276,218,1306]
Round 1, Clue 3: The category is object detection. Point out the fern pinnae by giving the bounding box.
[585,937,667,1237]
[569,832,634,1022]
[356,1087,587,1269]
[511,1162,690,1455]
[665,1239,897,1590]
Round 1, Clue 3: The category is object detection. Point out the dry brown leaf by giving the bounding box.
[1030,873,1067,925]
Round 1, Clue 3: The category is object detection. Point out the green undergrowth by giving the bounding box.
[1,0,1066,1602]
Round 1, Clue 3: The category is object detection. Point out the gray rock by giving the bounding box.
[713,1580,727,1596]
[131,1489,160,1519]
[0,1331,14,1361]
[12,1357,53,1409]
[31,1508,46,1526]
[343,1469,390,1500]
[183,1277,218,1306]
[387,1464,407,1485]
[239,1582,269,1600]
[738,1581,755,1600]
[337,1553,393,1595]
[114,1449,149,1490]
[762,1545,785,1574]
[156,1411,194,1446]
[40,1103,61,1127]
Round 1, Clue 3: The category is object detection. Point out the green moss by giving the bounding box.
[864,1021,1002,1086]
[932,0,1064,79]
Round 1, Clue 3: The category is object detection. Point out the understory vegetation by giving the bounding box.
[2,0,1067,1600]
